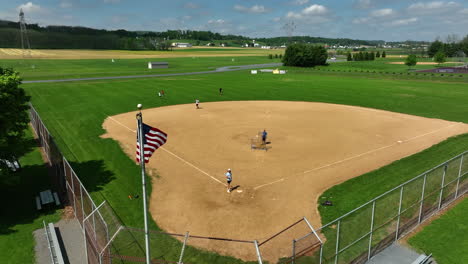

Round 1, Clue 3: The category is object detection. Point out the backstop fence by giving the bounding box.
[29,103,467,264]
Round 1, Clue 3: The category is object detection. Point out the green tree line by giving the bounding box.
[1,19,384,50]
[427,35,468,58]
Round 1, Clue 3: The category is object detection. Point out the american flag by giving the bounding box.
[136,123,167,163]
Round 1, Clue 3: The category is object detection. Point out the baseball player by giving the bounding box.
[262,129,268,145]
[226,169,232,193]
[195,99,200,109]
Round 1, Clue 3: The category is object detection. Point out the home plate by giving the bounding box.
[237,190,243,193]
[397,140,403,143]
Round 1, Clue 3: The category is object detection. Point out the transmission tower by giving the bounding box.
[19,9,31,57]
[282,21,296,43]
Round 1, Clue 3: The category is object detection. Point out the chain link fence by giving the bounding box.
[30,103,467,264]
[316,151,468,264]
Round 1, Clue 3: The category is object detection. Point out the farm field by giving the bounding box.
[21,63,468,263]
[408,198,468,264]
[0,47,284,59]
[0,56,280,81]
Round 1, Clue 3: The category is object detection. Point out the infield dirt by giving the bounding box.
[102,101,468,262]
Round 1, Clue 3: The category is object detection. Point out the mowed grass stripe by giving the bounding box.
[0,56,280,80]
[23,69,468,263]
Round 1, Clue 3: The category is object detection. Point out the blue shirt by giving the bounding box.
[226,172,232,181]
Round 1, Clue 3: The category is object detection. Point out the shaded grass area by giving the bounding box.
[0,128,61,264]
[0,56,280,81]
[408,198,468,264]
[22,69,468,263]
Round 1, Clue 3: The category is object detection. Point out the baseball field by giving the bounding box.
[2,49,468,263]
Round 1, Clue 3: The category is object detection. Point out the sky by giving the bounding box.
[0,0,467,41]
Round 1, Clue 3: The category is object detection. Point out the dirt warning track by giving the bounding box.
[102,101,468,262]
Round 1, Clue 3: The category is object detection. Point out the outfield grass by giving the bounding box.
[0,129,61,264]
[0,56,280,81]
[22,68,468,263]
[408,198,468,264]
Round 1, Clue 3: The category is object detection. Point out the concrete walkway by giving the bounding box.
[367,243,434,264]
[34,218,85,264]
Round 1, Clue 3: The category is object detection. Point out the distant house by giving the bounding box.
[172,42,192,48]
[148,62,168,69]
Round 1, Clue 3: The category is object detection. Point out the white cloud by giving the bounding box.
[234,5,270,14]
[60,1,72,8]
[407,1,460,14]
[302,4,328,15]
[184,2,200,9]
[354,0,373,9]
[17,2,42,13]
[103,0,121,3]
[208,19,225,25]
[286,4,329,20]
[352,17,370,24]
[272,17,281,22]
[370,8,394,17]
[460,8,468,14]
[388,17,418,26]
[292,0,309,5]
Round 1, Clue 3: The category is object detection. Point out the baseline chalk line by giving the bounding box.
[106,116,225,186]
[254,123,461,190]
[254,178,284,190]
[107,116,136,133]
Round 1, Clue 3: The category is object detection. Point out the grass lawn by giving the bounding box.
[0,129,61,264]
[408,198,468,264]
[0,56,280,81]
[22,68,468,263]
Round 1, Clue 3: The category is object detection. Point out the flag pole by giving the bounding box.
[136,103,151,264]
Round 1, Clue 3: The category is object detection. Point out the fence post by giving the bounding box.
[455,154,464,198]
[303,217,323,244]
[178,232,189,264]
[395,186,404,241]
[319,243,323,264]
[66,159,77,216]
[368,201,376,260]
[438,165,448,209]
[334,220,340,264]
[292,239,296,264]
[254,240,263,264]
[418,174,427,224]
[93,208,97,241]
[83,219,89,264]
[81,185,85,226]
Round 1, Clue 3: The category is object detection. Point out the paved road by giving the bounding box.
[23,63,283,84]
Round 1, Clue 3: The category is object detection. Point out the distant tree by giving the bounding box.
[274,54,279,59]
[364,52,370,60]
[382,51,386,58]
[370,51,375,60]
[405,54,417,69]
[282,43,327,67]
[347,52,352,61]
[279,54,283,59]
[434,51,446,65]
[376,51,381,58]
[0,68,30,185]
[428,40,444,57]
[268,54,273,59]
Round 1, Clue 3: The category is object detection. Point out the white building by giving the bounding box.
[172,42,192,48]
